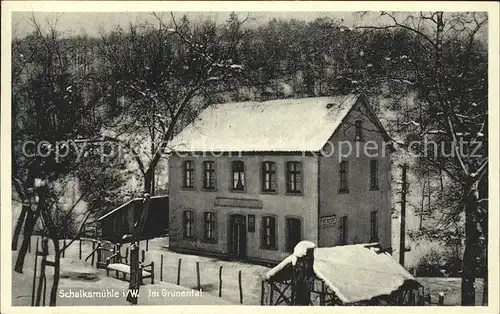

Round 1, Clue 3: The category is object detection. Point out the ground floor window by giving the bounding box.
[286,217,302,252]
[204,212,217,241]
[183,210,194,238]
[261,216,276,250]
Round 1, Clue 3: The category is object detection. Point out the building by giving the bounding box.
[168,95,392,263]
[97,195,169,243]
[263,241,423,305]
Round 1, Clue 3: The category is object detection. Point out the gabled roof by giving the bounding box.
[265,242,420,304]
[168,95,363,153]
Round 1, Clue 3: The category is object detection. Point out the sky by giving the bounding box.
[11,10,488,42]
[11,11,380,38]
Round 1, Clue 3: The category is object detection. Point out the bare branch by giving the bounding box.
[60,211,93,253]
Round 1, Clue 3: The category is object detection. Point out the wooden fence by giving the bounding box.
[33,237,247,304]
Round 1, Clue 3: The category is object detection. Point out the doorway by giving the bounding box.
[229,214,247,259]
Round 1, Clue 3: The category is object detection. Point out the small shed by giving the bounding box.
[262,241,424,306]
[97,195,169,243]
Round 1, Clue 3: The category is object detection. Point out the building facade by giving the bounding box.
[168,95,392,263]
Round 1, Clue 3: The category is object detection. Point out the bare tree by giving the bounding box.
[93,12,250,304]
[347,12,488,305]
[11,14,105,273]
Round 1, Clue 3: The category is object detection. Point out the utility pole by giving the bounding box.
[399,163,408,267]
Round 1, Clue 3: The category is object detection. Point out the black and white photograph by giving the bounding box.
[1,1,499,311]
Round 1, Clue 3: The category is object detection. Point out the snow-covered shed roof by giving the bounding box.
[168,95,362,152]
[265,242,421,304]
[97,195,169,221]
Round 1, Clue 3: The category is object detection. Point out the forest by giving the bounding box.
[11,11,488,306]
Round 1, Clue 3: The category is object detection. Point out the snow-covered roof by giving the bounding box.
[265,241,421,304]
[168,95,360,152]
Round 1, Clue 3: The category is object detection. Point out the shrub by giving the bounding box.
[416,249,446,277]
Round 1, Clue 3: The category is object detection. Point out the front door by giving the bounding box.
[229,214,247,259]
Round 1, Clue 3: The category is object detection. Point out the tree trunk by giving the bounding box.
[15,186,46,273]
[35,238,49,306]
[480,204,488,306]
[461,181,479,306]
[126,179,152,305]
[14,210,38,273]
[49,238,61,306]
[12,167,35,251]
[478,177,488,306]
[12,203,29,251]
[482,248,488,305]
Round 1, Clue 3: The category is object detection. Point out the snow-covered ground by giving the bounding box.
[11,235,485,306]
[12,235,271,305]
[11,250,232,306]
[140,237,271,305]
[418,277,485,306]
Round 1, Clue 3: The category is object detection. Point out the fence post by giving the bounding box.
[79,239,82,260]
[176,258,182,285]
[31,238,40,306]
[196,262,201,290]
[141,250,145,263]
[97,242,103,268]
[238,270,243,304]
[319,281,325,305]
[438,292,445,305]
[151,261,155,284]
[218,266,223,297]
[42,276,47,306]
[160,254,163,281]
[91,241,96,266]
[260,280,265,305]
[62,240,66,258]
[125,247,129,264]
[146,239,149,251]
[270,281,274,305]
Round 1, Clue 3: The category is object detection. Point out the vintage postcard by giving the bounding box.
[1,1,499,313]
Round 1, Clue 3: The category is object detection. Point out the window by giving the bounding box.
[370,159,379,190]
[370,211,378,241]
[339,161,349,192]
[183,160,194,188]
[262,161,277,192]
[183,210,194,238]
[203,161,216,190]
[355,120,363,141]
[203,212,216,241]
[231,161,245,191]
[339,216,348,245]
[248,214,256,233]
[261,216,276,250]
[286,218,302,252]
[286,162,302,194]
